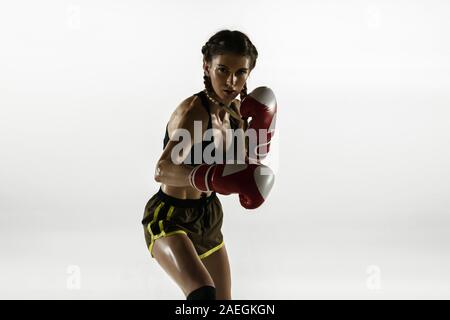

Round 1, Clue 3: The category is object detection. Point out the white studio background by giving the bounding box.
[1,0,449,299]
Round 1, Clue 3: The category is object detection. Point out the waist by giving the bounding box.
[157,188,216,208]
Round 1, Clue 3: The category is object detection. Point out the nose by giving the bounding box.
[226,73,237,87]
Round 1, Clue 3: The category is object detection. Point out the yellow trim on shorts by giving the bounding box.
[146,202,224,260]
[149,201,165,228]
[147,203,186,258]
[148,230,187,258]
[147,202,171,236]
[198,241,225,260]
[166,206,175,221]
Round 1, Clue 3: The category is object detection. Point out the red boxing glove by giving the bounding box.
[189,164,275,209]
[240,87,277,162]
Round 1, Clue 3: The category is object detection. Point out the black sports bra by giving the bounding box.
[163,90,240,166]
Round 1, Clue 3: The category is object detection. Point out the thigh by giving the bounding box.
[201,244,232,300]
[152,233,214,297]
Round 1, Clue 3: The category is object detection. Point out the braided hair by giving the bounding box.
[201,30,258,131]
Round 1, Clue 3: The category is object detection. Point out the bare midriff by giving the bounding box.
[160,184,213,200]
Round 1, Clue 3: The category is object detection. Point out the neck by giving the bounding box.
[211,104,229,121]
[203,89,231,109]
[203,88,241,121]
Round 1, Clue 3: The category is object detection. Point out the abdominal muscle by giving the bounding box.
[161,183,213,200]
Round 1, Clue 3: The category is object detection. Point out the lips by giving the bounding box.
[223,89,236,95]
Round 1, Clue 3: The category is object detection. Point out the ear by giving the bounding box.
[203,60,210,76]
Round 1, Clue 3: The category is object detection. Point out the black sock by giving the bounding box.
[186,285,216,300]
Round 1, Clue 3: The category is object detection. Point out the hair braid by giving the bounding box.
[239,82,248,101]
[203,74,215,98]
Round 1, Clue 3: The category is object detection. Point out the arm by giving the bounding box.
[186,99,276,209]
[154,100,208,187]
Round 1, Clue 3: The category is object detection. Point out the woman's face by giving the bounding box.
[204,53,251,103]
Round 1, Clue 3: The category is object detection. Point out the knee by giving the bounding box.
[186,285,216,300]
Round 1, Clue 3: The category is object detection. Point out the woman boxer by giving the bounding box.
[142,30,274,300]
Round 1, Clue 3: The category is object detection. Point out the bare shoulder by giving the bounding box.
[168,94,209,132]
[178,94,209,119]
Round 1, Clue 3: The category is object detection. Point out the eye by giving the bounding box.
[218,67,227,73]
[237,70,247,75]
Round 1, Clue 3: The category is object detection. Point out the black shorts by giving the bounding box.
[141,188,224,260]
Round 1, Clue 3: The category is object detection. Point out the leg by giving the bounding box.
[201,244,232,300]
[152,233,215,297]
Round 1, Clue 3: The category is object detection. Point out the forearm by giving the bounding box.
[154,159,193,187]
